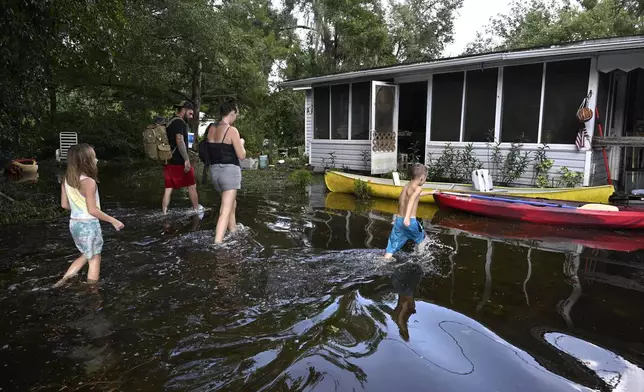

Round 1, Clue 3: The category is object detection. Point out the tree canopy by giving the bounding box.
[0,0,465,160]
[465,0,644,54]
[21,0,642,162]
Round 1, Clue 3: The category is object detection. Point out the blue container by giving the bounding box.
[259,155,268,169]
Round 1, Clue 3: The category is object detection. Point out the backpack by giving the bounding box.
[142,117,180,162]
[198,122,217,165]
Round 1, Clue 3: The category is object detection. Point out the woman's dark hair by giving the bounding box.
[220,101,238,117]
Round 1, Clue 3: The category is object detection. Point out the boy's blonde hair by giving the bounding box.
[409,163,428,180]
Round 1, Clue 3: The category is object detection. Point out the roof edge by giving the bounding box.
[280,35,644,89]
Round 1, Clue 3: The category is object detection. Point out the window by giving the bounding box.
[314,83,371,140]
[501,63,543,143]
[431,72,464,141]
[331,84,349,140]
[351,82,370,140]
[314,86,329,139]
[541,59,590,144]
[464,69,497,142]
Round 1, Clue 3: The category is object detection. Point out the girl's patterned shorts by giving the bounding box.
[69,219,103,259]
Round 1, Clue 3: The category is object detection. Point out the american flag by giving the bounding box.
[575,128,589,151]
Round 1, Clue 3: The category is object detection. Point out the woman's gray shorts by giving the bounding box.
[209,164,242,192]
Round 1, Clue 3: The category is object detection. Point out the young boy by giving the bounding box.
[384,163,434,259]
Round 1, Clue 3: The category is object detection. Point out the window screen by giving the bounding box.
[464,68,498,142]
[314,86,330,139]
[331,84,349,140]
[541,59,590,144]
[431,72,464,141]
[501,63,543,143]
[351,82,370,140]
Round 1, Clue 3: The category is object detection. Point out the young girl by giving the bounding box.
[53,144,124,288]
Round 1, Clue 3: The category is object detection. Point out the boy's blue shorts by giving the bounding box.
[385,217,425,255]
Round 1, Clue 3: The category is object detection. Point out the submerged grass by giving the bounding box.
[0,175,66,226]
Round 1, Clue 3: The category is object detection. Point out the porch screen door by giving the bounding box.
[370,82,399,174]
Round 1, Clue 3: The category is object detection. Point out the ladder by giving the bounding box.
[56,132,78,162]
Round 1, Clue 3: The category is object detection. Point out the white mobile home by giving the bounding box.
[281,36,644,192]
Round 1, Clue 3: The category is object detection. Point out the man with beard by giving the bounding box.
[162,101,203,215]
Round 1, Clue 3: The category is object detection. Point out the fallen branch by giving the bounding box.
[0,191,16,203]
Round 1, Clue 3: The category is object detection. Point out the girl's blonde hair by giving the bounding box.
[65,143,98,188]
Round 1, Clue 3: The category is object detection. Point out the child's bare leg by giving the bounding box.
[53,255,87,287]
[384,253,394,259]
[86,254,101,283]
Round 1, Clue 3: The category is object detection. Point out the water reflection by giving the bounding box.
[2,168,644,391]
[391,262,422,341]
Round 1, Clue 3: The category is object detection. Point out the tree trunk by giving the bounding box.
[45,58,56,125]
[49,84,57,124]
[190,60,202,150]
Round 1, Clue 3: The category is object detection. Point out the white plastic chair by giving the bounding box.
[471,169,494,192]
[56,132,78,162]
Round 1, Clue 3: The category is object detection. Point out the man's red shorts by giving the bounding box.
[163,164,196,189]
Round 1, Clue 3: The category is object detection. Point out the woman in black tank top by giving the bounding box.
[207,102,246,244]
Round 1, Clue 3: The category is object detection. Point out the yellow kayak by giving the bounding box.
[325,192,439,220]
[325,171,615,204]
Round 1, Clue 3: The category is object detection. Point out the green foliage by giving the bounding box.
[280,0,463,78]
[499,141,532,186]
[235,89,304,157]
[1,0,465,159]
[459,143,484,179]
[534,143,554,188]
[535,160,555,188]
[283,0,396,77]
[430,143,459,181]
[426,143,482,182]
[406,141,423,164]
[287,169,312,189]
[0,0,300,159]
[466,0,644,54]
[389,0,463,62]
[360,150,371,170]
[354,179,373,200]
[321,151,337,170]
[557,166,584,187]
[484,131,531,186]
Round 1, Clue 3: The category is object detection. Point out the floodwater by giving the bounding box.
[1,164,644,392]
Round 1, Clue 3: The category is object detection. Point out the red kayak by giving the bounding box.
[433,192,644,230]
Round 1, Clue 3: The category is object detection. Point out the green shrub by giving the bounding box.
[287,169,312,189]
[557,167,583,188]
[426,143,482,182]
[354,179,372,200]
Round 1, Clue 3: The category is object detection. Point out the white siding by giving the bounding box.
[426,143,587,186]
[590,149,609,186]
[311,140,371,171]
[304,90,313,159]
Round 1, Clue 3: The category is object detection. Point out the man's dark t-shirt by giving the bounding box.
[166,117,189,166]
